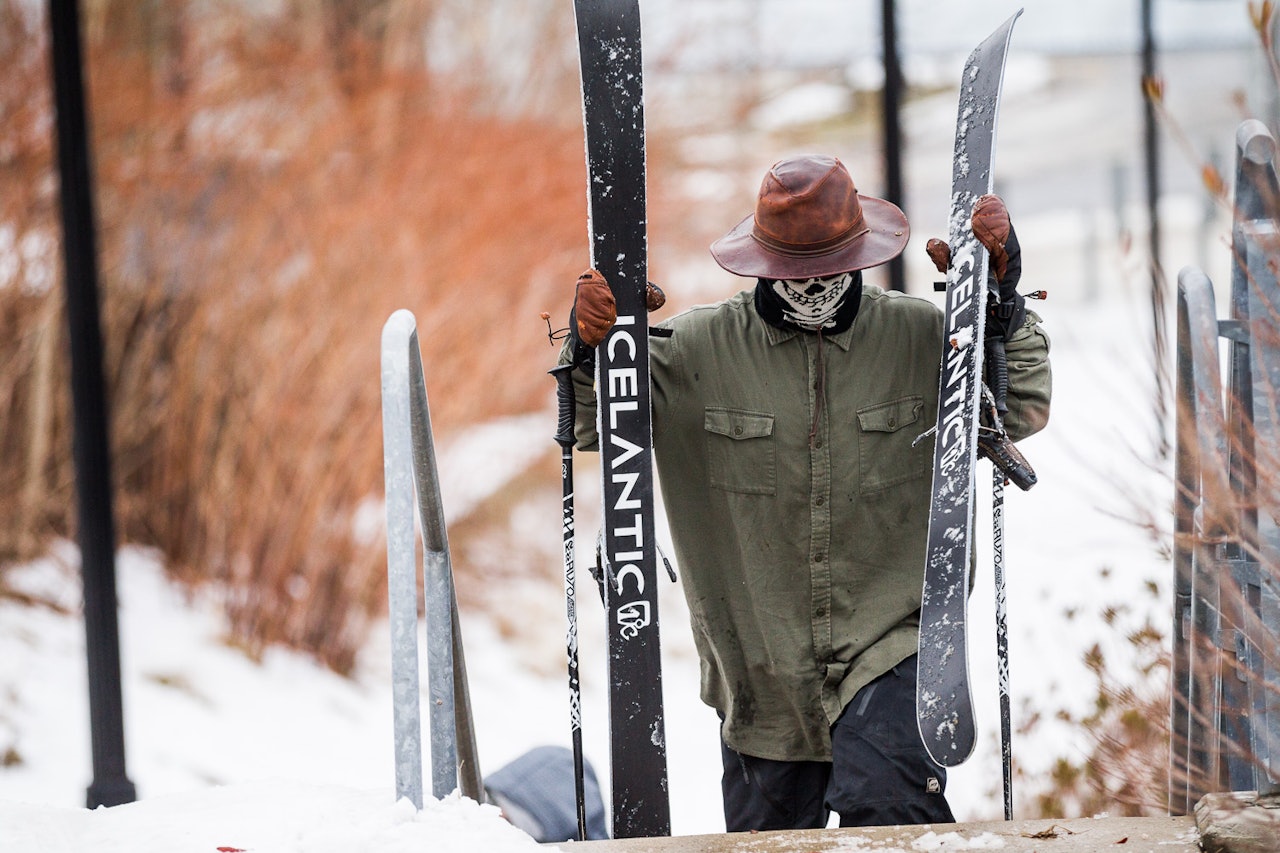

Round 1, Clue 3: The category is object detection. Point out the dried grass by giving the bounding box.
[1029,619,1171,818]
[0,1,589,672]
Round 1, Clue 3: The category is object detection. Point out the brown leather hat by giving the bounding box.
[710,155,909,279]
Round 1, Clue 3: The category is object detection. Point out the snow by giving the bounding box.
[0,782,547,853]
[435,413,551,523]
[912,830,1006,850]
[0,546,548,851]
[638,0,1252,72]
[750,83,852,131]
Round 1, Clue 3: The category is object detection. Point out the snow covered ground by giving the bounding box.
[0,781,545,853]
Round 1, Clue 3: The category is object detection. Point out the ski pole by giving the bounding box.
[992,465,1013,820]
[986,335,1014,820]
[550,363,589,841]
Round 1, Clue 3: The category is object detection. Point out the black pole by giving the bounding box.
[551,364,588,841]
[992,468,1013,820]
[881,0,906,292]
[47,0,136,808]
[1142,0,1170,457]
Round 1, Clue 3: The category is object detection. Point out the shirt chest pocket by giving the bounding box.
[704,408,776,495]
[856,395,928,493]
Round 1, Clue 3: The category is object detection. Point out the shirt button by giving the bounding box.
[814,553,825,563]
[887,417,897,428]
[815,496,825,507]
[814,439,823,448]
[815,606,827,617]
[733,426,743,436]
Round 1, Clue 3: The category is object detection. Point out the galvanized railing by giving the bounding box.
[381,308,483,808]
[1171,119,1280,813]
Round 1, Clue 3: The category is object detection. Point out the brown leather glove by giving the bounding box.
[925,194,1015,279]
[972,194,1025,340]
[644,280,666,312]
[971,194,1012,282]
[572,269,617,348]
[926,238,951,274]
[925,195,1025,341]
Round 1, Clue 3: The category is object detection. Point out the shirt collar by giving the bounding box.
[761,308,860,351]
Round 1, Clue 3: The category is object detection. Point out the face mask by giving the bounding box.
[769,272,856,330]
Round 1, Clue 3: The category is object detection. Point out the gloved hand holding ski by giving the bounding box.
[567,269,617,369]
[567,268,666,370]
[971,194,1026,342]
[924,195,1036,490]
[925,194,1025,342]
[572,269,618,348]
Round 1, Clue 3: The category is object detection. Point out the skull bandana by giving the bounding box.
[769,272,857,330]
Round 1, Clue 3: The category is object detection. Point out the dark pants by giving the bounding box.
[721,657,955,831]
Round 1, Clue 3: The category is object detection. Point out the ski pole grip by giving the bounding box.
[550,363,577,450]
[985,335,1009,417]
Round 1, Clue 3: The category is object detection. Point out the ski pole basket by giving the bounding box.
[380,308,483,809]
[1171,119,1280,813]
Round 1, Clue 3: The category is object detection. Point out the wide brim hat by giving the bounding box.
[710,154,909,280]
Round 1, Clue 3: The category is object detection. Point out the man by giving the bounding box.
[562,154,1050,830]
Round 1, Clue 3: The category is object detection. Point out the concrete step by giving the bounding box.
[565,814,1199,852]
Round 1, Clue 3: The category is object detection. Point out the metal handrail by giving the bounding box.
[1172,266,1236,811]
[1226,119,1280,799]
[1170,119,1280,813]
[381,308,483,808]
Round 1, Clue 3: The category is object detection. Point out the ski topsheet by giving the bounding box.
[572,0,670,838]
[916,10,1022,769]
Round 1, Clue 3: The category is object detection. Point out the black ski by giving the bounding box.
[572,0,670,838]
[916,10,1022,768]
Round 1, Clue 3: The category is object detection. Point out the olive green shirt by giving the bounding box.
[568,284,1051,761]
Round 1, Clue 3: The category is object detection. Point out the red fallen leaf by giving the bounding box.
[1116,838,1128,844]
[217,847,247,852]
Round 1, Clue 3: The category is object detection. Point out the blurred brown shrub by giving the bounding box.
[1029,618,1170,818]
[0,1,589,672]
